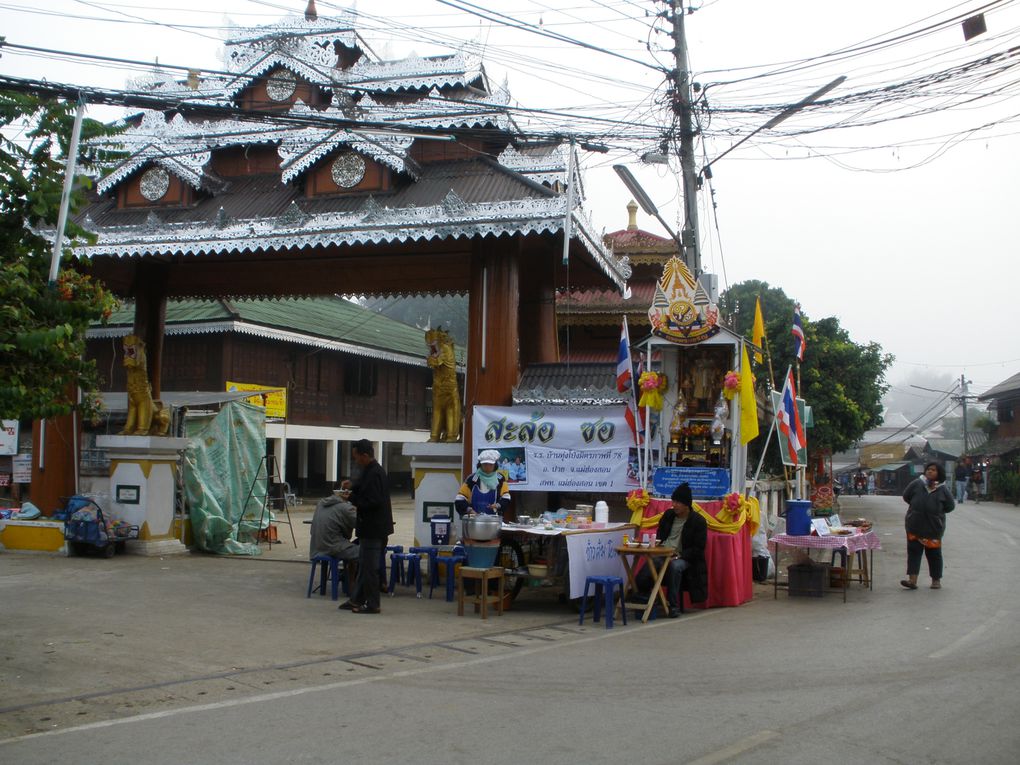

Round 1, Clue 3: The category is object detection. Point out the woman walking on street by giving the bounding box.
[901,462,955,590]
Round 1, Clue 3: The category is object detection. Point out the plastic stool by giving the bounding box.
[410,546,439,588]
[430,550,467,602]
[457,566,504,619]
[579,575,627,629]
[307,554,341,601]
[389,552,423,597]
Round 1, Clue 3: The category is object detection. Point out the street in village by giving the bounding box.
[2,493,1019,764]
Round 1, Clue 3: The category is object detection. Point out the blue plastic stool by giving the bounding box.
[381,545,403,593]
[307,554,341,601]
[579,575,627,629]
[389,552,423,597]
[410,546,439,589]
[430,550,467,602]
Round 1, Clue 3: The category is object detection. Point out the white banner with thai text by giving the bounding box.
[471,405,640,493]
[565,528,629,599]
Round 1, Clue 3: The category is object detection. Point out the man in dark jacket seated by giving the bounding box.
[637,482,708,617]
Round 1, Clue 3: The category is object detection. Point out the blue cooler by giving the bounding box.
[785,500,812,536]
[430,515,451,545]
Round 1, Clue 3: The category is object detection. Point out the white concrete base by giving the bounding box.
[127,538,190,557]
[404,442,463,545]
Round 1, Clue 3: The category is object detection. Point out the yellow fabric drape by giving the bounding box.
[630,496,761,537]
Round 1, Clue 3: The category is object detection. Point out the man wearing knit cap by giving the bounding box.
[648,482,708,617]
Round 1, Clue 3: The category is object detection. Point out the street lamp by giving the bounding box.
[612,164,683,250]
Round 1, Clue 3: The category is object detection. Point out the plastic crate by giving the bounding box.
[788,563,829,597]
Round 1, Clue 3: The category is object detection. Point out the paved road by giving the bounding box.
[2,493,1018,763]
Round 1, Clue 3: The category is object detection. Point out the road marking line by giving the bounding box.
[0,610,716,745]
[687,730,780,765]
[928,609,1009,659]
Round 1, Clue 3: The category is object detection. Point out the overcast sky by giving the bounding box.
[2,0,1017,404]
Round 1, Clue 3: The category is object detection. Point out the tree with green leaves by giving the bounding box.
[0,87,119,422]
[721,279,892,475]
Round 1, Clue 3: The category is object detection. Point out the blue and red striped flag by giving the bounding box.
[777,369,805,465]
[792,303,806,361]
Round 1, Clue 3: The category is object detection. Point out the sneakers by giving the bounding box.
[900,579,918,590]
[667,607,681,618]
[931,580,942,589]
[351,605,381,614]
[338,601,358,611]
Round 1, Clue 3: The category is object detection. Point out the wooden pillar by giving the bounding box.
[518,243,560,366]
[462,239,521,469]
[132,261,168,399]
[30,412,78,516]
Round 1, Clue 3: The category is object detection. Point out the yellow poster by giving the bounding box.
[226,382,287,418]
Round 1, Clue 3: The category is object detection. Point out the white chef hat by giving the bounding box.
[478,449,501,465]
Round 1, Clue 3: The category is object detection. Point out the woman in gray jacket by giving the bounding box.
[901,462,955,590]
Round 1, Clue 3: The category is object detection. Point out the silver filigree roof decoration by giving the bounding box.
[276,201,310,229]
[342,49,484,93]
[277,111,415,183]
[215,207,230,229]
[360,196,384,223]
[498,144,571,188]
[145,211,162,230]
[95,113,214,194]
[442,190,467,215]
[74,195,629,291]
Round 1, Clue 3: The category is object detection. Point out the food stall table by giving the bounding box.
[616,545,674,623]
[497,523,635,607]
[769,531,881,602]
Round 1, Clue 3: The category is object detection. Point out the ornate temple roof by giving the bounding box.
[76,9,628,293]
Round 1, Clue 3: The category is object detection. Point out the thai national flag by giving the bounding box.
[777,369,805,465]
[617,318,643,445]
[617,318,634,393]
[792,303,806,361]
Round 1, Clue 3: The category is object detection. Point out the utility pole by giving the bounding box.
[667,0,701,276]
[957,374,973,451]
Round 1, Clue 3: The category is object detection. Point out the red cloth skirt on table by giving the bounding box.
[644,498,753,609]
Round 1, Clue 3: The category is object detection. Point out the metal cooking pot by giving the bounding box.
[462,514,501,541]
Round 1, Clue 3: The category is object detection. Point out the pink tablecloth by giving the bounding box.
[768,531,881,554]
[646,498,753,609]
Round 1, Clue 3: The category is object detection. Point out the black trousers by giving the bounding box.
[352,537,387,609]
[906,537,943,579]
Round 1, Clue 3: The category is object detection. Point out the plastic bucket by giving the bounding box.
[463,543,499,568]
[785,500,812,536]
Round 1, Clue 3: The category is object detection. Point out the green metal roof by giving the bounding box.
[100,297,466,365]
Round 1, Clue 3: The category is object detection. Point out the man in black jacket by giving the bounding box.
[339,440,394,615]
[654,482,708,618]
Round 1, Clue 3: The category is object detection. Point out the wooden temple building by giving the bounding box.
[30,4,633,509]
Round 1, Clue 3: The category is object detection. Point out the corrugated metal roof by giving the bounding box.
[978,371,1020,401]
[512,362,625,406]
[81,157,551,230]
[97,296,463,364]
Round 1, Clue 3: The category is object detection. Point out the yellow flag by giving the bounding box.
[739,344,759,444]
[751,297,765,364]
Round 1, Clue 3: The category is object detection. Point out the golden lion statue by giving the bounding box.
[426,327,461,442]
[120,335,170,436]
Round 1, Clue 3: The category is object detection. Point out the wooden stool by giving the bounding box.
[457,566,504,619]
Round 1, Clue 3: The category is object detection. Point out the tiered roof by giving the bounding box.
[77,10,629,293]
